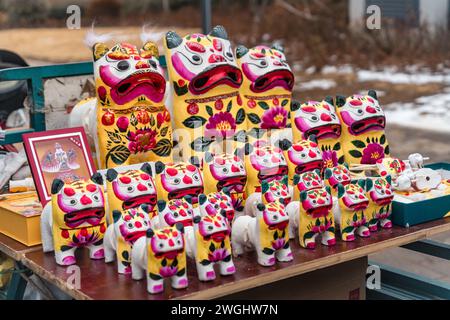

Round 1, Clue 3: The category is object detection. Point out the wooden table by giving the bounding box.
[0,218,446,300]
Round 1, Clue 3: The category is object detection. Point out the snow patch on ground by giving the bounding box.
[385,90,450,133]
[296,79,336,90]
[358,70,450,84]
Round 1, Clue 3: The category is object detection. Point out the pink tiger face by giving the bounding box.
[368,177,394,206]
[117,208,151,245]
[208,153,247,193]
[287,140,323,174]
[165,28,242,95]
[149,226,184,257]
[159,198,194,228]
[300,187,333,219]
[160,162,204,204]
[202,191,234,222]
[325,165,351,188]
[197,214,230,241]
[338,94,385,135]
[238,45,294,93]
[339,183,369,211]
[295,171,324,192]
[250,141,288,182]
[261,202,289,228]
[262,179,291,204]
[56,179,105,229]
[94,42,166,105]
[112,170,157,210]
[294,100,341,140]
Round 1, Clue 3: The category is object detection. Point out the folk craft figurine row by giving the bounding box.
[41,25,399,294]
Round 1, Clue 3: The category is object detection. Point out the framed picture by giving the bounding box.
[22,127,96,206]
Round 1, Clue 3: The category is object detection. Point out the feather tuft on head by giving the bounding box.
[84,23,114,48]
[140,24,164,46]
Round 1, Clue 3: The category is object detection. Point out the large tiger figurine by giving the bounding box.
[164,25,245,160]
[70,41,172,169]
[106,163,157,223]
[335,90,389,165]
[131,223,188,294]
[292,98,344,166]
[40,173,106,266]
[235,44,294,137]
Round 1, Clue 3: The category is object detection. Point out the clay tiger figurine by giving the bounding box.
[71,41,172,169]
[292,98,344,166]
[293,169,324,193]
[186,194,235,281]
[235,44,294,135]
[290,187,335,248]
[335,90,389,165]
[106,163,157,223]
[40,173,106,266]
[200,189,235,224]
[203,151,247,212]
[232,201,293,266]
[335,180,370,241]
[131,223,187,294]
[244,139,288,197]
[323,164,351,197]
[365,175,394,231]
[154,161,204,205]
[157,197,195,229]
[164,25,245,159]
[104,205,151,274]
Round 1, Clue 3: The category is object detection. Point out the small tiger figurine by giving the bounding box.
[155,161,204,205]
[156,197,195,229]
[245,139,288,198]
[365,175,394,231]
[40,173,106,266]
[235,44,294,134]
[131,223,187,294]
[293,169,324,193]
[335,90,389,165]
[335,180,370,241]
[187,194,235,281]
[244,175,291,218]
[106,163,157,223]
[104,205,151,274]
[203,151,247,212]
[232,201,293,266]
[323,164,351,197]
[291,187,335,248]
[292,98,344,165]
[200,189,235,223]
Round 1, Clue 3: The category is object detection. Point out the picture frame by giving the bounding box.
[22,127,96,206]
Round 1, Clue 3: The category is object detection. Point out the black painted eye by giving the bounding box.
[117,60,130,71]
[192,55,201,62]
[127,186,134,192]
[226,52,233,58]
[93,195,99,201]
[260,60,267,66]
[173,178,181,184]
[357,109,363,114]
[174,212,179,217]
[222,168,228,173]
[208,225,213,230]
[159,243,164,248]
[128,223,133,228]
[311,116,318,121]
[70,199,77,205]
[149,60,157,68]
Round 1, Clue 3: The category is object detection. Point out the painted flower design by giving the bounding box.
[205,112,236,139]
[361,143,385,164]
[271,238,286,250]
[322,150,338,168]
[159,265,178,278]
[157,110,170,127]
[208,248,229,262]
[127,128,157,154]
[116,116,129,132]
[261,106,287,129]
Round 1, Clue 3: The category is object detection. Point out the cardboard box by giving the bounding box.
[392,162,450,227]
[222,257,367,300]
[0,192,42,246]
